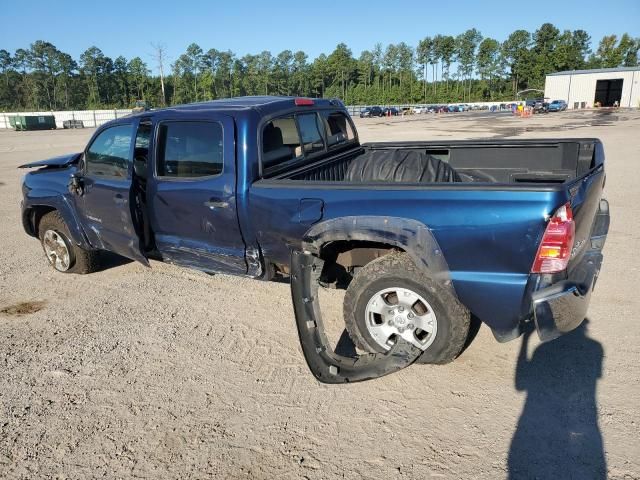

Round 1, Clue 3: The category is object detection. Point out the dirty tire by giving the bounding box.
[343,252,470,364]
[38,211,100,274]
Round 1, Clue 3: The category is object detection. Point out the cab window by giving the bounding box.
[156,121,223,178]
[297,113,325,155]
[85,125,132,178]
[133,121,152,179]
[322,111,356,148]
[262,116,302,169]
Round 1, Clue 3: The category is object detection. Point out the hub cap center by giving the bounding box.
[364,287,438,351]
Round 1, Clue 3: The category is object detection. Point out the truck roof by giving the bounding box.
[128,96,344,120]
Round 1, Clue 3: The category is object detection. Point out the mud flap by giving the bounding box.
[290,250,422,384]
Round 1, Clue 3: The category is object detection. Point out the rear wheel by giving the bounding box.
[38,211,100,274]
[343,253,470,364]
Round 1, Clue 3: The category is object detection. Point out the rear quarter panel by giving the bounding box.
[248,182,568,337]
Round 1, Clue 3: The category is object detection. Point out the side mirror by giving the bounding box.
[68,173,84,196]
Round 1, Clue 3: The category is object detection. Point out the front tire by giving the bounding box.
[343,253,470,364]
[38,211,100,274]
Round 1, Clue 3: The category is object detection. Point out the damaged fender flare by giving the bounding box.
[289,216,458,383]
[290,250,423,383]
[301,216,455,292]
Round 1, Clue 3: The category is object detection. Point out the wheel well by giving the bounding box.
[317,240,403,288]
[27,206,56,238]
[322,240,401,268]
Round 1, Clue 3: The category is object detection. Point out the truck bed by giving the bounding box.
[250,137,605,342]
[271,139,599,185]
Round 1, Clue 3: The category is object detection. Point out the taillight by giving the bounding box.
[531,202,575,273]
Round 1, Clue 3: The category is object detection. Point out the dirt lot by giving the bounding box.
[1,110,639,479]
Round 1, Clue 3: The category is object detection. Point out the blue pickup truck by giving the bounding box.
[19,96,609,383]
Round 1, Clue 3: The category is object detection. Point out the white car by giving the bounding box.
[413,106,428,114]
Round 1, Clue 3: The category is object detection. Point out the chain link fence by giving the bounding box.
[0,109,134,130]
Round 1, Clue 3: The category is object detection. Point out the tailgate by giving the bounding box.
[566,140,607,271]
[531,140,609,341]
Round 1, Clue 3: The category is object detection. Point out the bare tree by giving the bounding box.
[151,42,168,106]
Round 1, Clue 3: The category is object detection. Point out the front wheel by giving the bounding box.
[343,253,470,364]
[38,211,100,274]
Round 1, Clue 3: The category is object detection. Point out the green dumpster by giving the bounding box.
[12,115,57,131]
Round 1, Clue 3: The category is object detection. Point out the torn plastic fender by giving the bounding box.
[290,216,455,383]
[302,215,456,293]
[290,250,423,383]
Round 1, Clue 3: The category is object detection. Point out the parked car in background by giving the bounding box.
[400,107,413,115]
[383,107,400,116]
[360,106,384,118]
[534,101,549,114]
[448,105,460,113]
[63,120,85,129]
[548,100,568,112]
[413,106,428,114]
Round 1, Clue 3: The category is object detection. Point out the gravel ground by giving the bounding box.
[0,110,638,479]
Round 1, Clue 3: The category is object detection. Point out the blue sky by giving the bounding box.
[2,0,639,73]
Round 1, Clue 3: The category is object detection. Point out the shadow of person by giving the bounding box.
[508,319,606,479]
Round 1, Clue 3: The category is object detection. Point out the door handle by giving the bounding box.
[114,193,126,205]
[204,199,229,209]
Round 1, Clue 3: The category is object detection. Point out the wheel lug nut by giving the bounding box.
[408,323,415,330]
[398,306,404,312]
[388,319,394,326]
[397,326,405,333]
[408,312,414,319]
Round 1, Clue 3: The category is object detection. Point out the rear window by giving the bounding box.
[261,110,356,176]
[297,113,325,155]
[262,116,302,169]
[157,121,223,178]
[322,111,355,148]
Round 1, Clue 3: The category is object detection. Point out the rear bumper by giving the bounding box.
[531,199,609,341]
[532,251,601,341]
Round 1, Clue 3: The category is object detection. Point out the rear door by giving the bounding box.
[147,113,247,274]
[75,121,148,265]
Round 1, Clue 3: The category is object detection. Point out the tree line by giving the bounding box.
[0,24,638,111]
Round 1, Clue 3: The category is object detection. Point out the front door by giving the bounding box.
[147,114,247,274]
[75,122,147,265]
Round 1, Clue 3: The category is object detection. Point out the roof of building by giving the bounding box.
[547,66,640,76]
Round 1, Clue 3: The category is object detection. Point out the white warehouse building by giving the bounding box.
[544,66,640,109]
